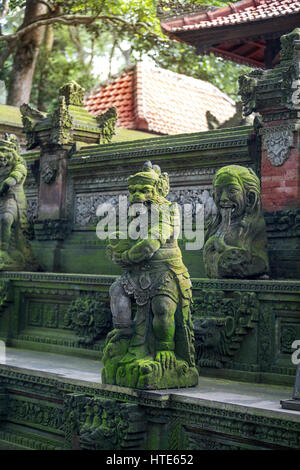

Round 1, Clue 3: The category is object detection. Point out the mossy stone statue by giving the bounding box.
[203,164,269,279]
[102,161,199,390]
[0,134,35,271]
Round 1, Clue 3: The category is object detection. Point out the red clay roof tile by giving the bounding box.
[84,63,236,135]
[161,0,300,32]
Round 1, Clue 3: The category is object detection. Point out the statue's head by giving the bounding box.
[127,161,170,205]
[0,134,20,168]
[213,165,260,219]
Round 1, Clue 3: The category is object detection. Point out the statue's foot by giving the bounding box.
[106,327,133,343]
[119,344,149,365]
[0,250,14,270]
[116,357,162,389]
[0,249,25,271]
[155,350,176,371]
[113,354,199,390]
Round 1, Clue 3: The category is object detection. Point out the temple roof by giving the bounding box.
[0,104,157,149]
[84,63,236,135]
[161,0,300,68]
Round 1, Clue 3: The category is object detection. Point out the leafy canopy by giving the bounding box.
[2,0,249,108]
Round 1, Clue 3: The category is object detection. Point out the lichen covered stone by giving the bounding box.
[102,161,199,389]
[203,164,269,279]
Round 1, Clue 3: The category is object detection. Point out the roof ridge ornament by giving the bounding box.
[20,81,118,150]
[157,0,218,20]
[238,28,300,117]
[59,81,85,107]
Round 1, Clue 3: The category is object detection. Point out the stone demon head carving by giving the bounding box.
[128,161,170,205]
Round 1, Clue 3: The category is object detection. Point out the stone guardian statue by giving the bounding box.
[203,164,269,279]
[0,134,33,270]
[102,161,199,390]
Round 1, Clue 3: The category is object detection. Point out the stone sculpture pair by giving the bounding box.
[0,135,269,389]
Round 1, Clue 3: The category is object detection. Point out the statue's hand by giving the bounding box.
[155,350,177,371]
[106,234,132,266]
[213,236,227,253]
[0,181,9,196]
[111,250,131,268]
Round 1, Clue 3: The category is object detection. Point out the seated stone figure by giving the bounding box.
[102,161,199,390]
[0,134,31,270]
[203,164,269,279]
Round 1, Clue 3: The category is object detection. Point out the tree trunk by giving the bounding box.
[37,24,54,111]
[7,1,48,107]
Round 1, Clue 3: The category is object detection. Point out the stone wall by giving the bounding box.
[23,125,260,277]
[0,272,299,386]
[0,271,300,450]
[1,363,299,450]
[0,364,299,451]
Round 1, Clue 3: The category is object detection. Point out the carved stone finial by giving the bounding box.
[239,28,300,117]
[280,28,300,62]
[59,80,85,106]
[238,70,263,117]
[96,107,117,144]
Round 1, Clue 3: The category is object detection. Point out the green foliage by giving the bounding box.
[3,0,250,108]
[8,0,26,10]
[30,25,99,110]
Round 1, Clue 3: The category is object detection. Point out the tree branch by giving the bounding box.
[0,13,158,44]
[69,25,85,66]
[88,36,95,70]
[108,37,118,79]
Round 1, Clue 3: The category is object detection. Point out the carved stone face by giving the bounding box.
[41,163,57,184]
[213,173,245,219]
[128,182,157,205]
[194,318,221,348]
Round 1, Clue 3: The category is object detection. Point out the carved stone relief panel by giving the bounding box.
[261,126,294,166]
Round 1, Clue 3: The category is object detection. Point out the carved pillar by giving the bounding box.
[38,145,68,220]
[239,30,300,279]
[20,81,117,270]
[239,28,300,212]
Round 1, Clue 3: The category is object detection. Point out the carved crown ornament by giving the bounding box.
[20,81,117,150]
[260,125,295,167]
